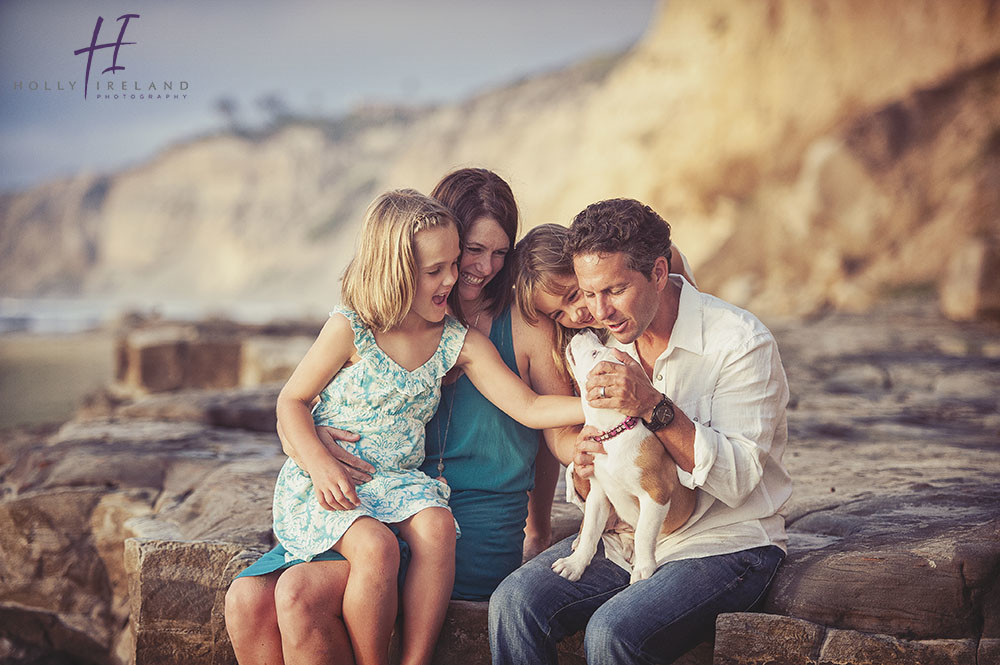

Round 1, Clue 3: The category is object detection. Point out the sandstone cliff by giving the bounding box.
[1,0,998,318]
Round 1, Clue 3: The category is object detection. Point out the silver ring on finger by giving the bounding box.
[599,385,606,399]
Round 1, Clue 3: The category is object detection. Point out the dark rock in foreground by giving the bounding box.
[1,299,998,664]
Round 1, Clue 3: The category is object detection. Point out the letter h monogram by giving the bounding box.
[74,14,140,99]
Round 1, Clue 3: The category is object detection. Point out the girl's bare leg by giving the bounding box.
[394,507,457,665]
[272,560,354,665]
[226,572,285,664]
[329,517,401,665]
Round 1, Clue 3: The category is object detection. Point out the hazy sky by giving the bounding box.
[0,0,658,192]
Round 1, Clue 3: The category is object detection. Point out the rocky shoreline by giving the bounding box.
[1,298,998,664]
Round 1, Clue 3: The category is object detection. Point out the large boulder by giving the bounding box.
[0,411,280,665]
[113,323,314,396]
[123,300,1000,664]
[125,539,251,665]
[762,299,1000,655]
[714,613,981,665]
[2,298,998,664]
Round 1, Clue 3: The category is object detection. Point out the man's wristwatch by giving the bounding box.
[642,393,676,432]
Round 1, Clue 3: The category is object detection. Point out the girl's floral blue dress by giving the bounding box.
[272,307,467,563]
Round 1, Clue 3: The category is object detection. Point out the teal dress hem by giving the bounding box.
[234,535,411,586]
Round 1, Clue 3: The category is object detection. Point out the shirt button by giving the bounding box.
[656,374,663,381]
[693,417,699,423]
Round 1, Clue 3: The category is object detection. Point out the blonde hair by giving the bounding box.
[342,189,459,332]
[513,223,607,382]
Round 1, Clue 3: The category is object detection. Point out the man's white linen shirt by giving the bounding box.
[566,275,792,572]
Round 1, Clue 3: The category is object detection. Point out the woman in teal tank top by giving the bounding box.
[422,304,540,599]
[419,169,575,601]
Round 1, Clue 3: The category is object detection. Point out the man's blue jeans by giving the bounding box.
[489,536,784,665]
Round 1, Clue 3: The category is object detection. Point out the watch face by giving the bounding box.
[650,396,675,430]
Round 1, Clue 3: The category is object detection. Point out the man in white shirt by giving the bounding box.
[489,198,792,665]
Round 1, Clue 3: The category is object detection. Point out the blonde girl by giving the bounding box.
[229,190,581,665]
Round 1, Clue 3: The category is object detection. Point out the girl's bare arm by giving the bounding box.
[276,313,361,509]
[514,311,579,559]
[457,328,583,430]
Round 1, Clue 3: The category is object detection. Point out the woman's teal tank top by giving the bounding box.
[422,304,541,599]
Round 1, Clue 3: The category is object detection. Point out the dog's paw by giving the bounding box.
[552,555,588,581]
[630,561,656,584]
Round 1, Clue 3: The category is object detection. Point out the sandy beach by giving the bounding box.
[0,331,115,429]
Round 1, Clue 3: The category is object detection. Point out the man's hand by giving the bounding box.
[585,350,661,421]
[573,425,607,478]
[571,425,605,499]
[315,426,374,485]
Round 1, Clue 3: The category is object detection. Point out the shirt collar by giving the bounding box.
[665,274,704,357]
[608,274,705,361]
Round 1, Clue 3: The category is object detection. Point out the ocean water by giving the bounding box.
[0,297,324,334]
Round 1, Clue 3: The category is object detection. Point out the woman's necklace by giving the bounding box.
[435,307,483,483]
[435,389,454,483]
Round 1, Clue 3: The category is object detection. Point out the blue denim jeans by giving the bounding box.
[489,536,784,665]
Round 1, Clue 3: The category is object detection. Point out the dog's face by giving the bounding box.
[567,330,623,395]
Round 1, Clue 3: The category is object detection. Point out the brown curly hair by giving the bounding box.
[566,198,672,276]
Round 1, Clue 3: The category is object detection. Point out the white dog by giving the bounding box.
[552,330,696,584]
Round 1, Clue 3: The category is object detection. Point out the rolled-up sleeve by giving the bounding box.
[675,332,789,508]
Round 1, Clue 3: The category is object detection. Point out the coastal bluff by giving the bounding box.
[3,1,998,322]
[1,298,998,664]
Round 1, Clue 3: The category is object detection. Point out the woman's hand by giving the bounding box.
[315,426,374,485]
[310,455,362,511]
[279,422,374,485]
